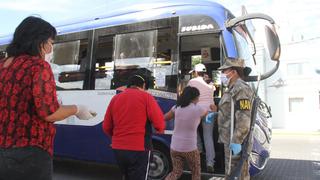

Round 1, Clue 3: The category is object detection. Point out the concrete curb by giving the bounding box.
[272,129,320,135]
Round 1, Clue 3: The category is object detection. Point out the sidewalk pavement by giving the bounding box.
[272,128,320,135]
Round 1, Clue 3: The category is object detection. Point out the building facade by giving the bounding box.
[266,38,320,130]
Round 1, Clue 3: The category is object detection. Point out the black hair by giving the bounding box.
[6,16,57,57]
[231,67,245,79]
[176,86,200,108]
[131,68,154,90]
[243,67,252,77]
[127,74,146,89]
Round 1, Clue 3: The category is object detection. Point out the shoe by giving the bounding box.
[207,164,214,173]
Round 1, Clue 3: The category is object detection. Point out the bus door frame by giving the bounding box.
[176,30,224,94]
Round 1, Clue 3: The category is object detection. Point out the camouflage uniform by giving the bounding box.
[218,78,253,180]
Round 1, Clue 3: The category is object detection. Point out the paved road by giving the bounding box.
[252,133,320,180]
[53,132,320,180]
[53,160,120,180]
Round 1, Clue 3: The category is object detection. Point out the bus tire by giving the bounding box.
[148,142,172,180]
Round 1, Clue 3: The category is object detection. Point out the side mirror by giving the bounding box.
[265,26,281,61]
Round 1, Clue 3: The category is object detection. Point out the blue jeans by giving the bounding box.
[0,146,52,180]
[197,112,217,166]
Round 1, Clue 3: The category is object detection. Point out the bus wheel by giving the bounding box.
[148,143,171,180]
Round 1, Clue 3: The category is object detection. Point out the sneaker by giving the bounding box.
[207,164,214,173]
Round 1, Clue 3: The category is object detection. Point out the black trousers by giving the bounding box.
[113,149,151,180]
[0,146,52,180]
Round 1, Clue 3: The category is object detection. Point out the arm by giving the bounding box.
[32,62,65,122]
[102,98,115,137]
[32,62,93,122]
[212,84,216,91]
[147,95,165,133]
[45,105,77,122]
[164,109,174,121]
[200,109,208,118]
[187,79,194,87]
[210,104,218,112]
[46,104,95,122]
[231,86,253,144]
[193,104,207,119]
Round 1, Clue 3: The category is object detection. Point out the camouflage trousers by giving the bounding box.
[224,144,250,180]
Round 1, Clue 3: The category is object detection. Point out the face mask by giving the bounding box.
[220,73,229,86]
[220,71,233,86]
[44,44,53,63]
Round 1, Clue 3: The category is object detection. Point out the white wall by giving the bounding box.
[266,39,320,130]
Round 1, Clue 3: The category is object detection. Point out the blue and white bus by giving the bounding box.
[0,0,280,179]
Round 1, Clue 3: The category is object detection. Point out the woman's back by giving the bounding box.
[171,103,205,152]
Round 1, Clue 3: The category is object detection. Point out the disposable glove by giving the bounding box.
[205,112,216,124]
[75,105,97,120]
[229,143,242,155]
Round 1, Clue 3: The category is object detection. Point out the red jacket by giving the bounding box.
[103,88,165,151]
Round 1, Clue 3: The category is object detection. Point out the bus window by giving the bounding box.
[94,35,114,90]
[113,28,178,93]
[114,31,156,60]
[154,28,178,93]
[51,40,87,90]
[112,30,157,89]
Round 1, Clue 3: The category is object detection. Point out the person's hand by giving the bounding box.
[229,143,242,155]
[210,104,217,112]
[75,105,97,120]
[205,112,215,124]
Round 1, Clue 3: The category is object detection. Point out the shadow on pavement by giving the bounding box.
[53,159,121,180]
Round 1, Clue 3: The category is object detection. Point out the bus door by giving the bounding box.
[178,33,223,94]
[178,32,226,175]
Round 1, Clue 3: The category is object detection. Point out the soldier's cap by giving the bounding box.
[189,63,206,73]
[218,57,245,70]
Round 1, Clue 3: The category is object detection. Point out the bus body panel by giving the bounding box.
[54,122,116,164]
[53,90,176,163]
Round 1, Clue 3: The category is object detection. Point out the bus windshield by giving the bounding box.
[233,29,257,76]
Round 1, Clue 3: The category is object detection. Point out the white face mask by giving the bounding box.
[220,71,232,86]
[220,73,229,86]
[44,44,53,63]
